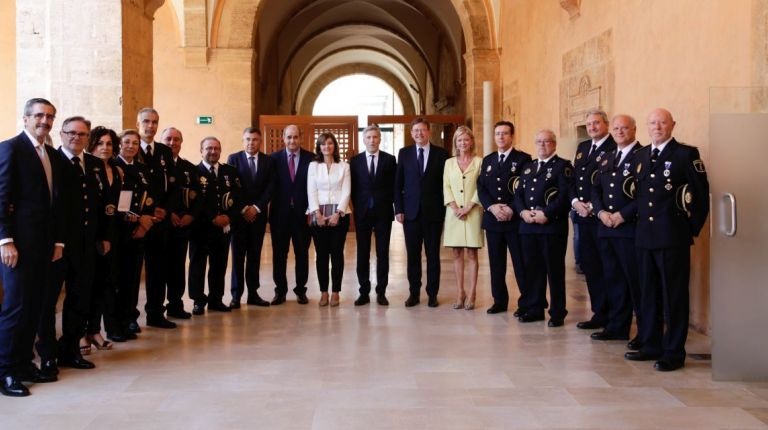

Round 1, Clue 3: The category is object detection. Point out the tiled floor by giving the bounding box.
[2,227,766,429]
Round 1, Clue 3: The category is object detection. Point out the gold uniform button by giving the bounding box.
[579,197,584,201]
[650,173,656,178]
[608,194,613,198]
[530,197,534,201]
[648,202,653,207]
[609,183,614,188]
[612,173,616,177]
[533,178,537,182]
[579,176,584,180]
[649,188,655,193]
[649,216,654,221]
[608,205,613,210]
[497,197,502,201]
[496,178,500,181]
[579,187,583,191]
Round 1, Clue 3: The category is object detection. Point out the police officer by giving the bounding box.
[477,121,531,315]
[571,109,616,331]
[590,114,644,347]
[624,108,709,371]
[160,127,201,319]
[189,137,243,315]
[514,129,573,327]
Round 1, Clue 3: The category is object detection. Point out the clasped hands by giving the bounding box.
[598,210,625,228]
[488,203,513,222]
[521,209,548,224]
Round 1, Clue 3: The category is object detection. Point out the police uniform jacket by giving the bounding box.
[193,162,243,234]
[570,136,616,224]
[114,157,156,239]
[591,143,644,239]
[634,139,709,249]
[513,155,573,236]
[97,160,123,245]
[169,157,203,221]
[477,148,532,232]
[138,142,179,216]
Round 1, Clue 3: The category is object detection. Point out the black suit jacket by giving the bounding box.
[477,148,532,232]
[591,143,644,238]
[571,136,617,224]
[349,150,396,221]
[634,139,709,249]
[227,150,273,216]
[394,144,449,222]
[0,132,66,255]
[268,148,313,227]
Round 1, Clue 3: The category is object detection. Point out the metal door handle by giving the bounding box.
[721,193,737,237]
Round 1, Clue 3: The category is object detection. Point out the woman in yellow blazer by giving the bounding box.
[443,126,483,310]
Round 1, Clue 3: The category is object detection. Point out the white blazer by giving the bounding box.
[307,160,352,214]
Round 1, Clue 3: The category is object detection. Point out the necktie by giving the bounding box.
[288,153,296,182]
[418,147,425,176]
[146,144,153,159]
[369,155,376,181]
[36,145,53,201]
[613,150,622,169]
[72,156,84,175]
[210,165,217,179]
[537,160,545,172]
[499,153,505,165]
[248,156,256,181]
[589,143,597,157]
[651,148,660,164]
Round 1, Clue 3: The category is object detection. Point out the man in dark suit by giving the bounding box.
[590,114,644,347]
[394,118,449,308]
[571,109,617,330]
[477,121,532,315]
[0,98,66,396]
[37,116,107,374]
[514,129,573,327]
[350,124,396,306]
[160,127,201,319]
[189,137,243,314]
[269,125,313,305]
[625,109,709,372]
[136,108,178,330]
[227,127,273,309]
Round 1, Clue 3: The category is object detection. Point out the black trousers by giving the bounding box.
[230,218,267,300]
[166,226,191,312]
[188,228,231,306]
[87,247,118,335]
[485,227,527,310]
[311,217,349,292]
[598,236,641,337]
[637,246,690,364]
[403,218,443,298]
[520,233,568,320]
[354,212,392,296]
[271,210,310,297]
[37,247,95,359]
[143,225,169,318]
[115,235,145,329]
[575,220,607,323]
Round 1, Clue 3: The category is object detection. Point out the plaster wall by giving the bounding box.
[499,0,753,333]
[0,1,16,137]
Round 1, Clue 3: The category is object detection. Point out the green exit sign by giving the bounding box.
[196,116,213,125]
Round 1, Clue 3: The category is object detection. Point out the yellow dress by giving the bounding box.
[442,156,483,248]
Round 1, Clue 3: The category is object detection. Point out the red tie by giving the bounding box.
[288,153,296,182]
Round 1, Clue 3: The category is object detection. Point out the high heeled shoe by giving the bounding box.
[330,293,340,307]
[88,335,113,351]
[464,297,476,310]
[453,294,466,310]
[319,292,329,307]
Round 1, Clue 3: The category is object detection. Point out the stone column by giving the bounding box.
[16,0,162,132]
[464,48,500,156]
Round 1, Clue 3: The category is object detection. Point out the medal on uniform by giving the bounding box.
[487,165,492,173]
[511,162,517,173]
[184,171,191,185]
[623,162,630,177]
[524,168,531,174]
[664,161,672,177]
[546,167,552,179]
[224,175,231,187]
[138,172,148,185]
[596,151,605,162]
[665,183,673,191]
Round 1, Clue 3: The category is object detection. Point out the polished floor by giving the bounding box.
[1,227,767,429]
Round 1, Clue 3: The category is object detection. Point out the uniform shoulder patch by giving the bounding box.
[564,166,573,178]
[636,162,642,174]
[693,159,706,173]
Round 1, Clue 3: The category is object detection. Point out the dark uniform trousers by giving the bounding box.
[166,158,200,313]
[477,149,532,310]
[513,155,573,320]
[634,139,709,365]
[571,138,616,324]
[591,145,644,337]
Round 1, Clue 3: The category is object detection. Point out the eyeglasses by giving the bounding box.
[62,130,89,139]
[29,113,56,121]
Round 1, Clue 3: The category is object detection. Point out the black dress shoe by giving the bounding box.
[167,309,192,319]
[229,300,241,310]
[208,302,232,312]
[518,313,545,323]
[654,359,684,372]
[107,332,127,342]
[404,294,420,307]
[548,318,565,327]
[246,295,270,307]
[590,330,629,341]
[624,351,661,361]
[271,295,286,306]
[127,321,142,334]
[40,359,59,377]
[487,304,507,314]
[296,293,309,305]
[124,331,138,340]
[576,319,604,330]
[627,337,642,351]
[58,355,95,370]
[376,294,389,306]
[512,308,527,318]
[192,303,206,315]
[146,316,177,329]
[427,296,439,308]
[19,363,57,383]
[354,295,370,306]
[1,375,29,397]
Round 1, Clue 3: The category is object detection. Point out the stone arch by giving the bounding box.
[297,64,416,115]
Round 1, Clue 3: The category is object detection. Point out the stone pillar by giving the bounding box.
[464,48,500,156]
[15,0,162,132]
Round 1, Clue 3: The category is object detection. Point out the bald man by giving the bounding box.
[624,109,709,372]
